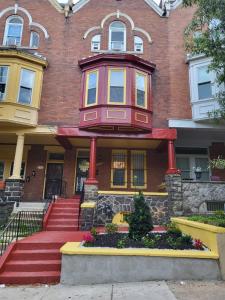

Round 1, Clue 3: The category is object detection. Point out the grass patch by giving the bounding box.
[188,211,225,228]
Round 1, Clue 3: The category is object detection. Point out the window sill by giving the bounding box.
[91,49,143,55]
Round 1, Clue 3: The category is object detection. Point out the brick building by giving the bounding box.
[0,0,225,224]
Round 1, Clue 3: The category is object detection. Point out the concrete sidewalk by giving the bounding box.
[0,281,225,300]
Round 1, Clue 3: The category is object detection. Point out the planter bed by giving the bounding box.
[84,232,202,250]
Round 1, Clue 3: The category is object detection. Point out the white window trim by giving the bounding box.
[134,36,143,53]
[0,65,9,101]
[29,31,40,48]
[17,68,35,105]
[176,153,211,180]
[91,35,101,51]
[3,15,24,46]
[109,22,126,52]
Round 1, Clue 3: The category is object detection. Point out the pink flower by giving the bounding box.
[194,239,203,250]
[83,233,95,243]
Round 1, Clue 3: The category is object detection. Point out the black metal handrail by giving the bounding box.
[78,184,85,229]
[0,210,44,256]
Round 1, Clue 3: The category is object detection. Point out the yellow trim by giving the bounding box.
[85,69,99,107]
[60,242,218,259]
[98,191,168,196]
[135,71,148,109]
[107,68,126,105]
[112,212,129,226]
[172,217,225,255]
[0,50,47,127]
[81,202,96,209]
[131,150,147,189]
[111,149,127,189]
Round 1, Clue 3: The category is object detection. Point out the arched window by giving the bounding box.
[91,35,101,51]
[134,36,143,53]
[3,16,23,46]
[30,31,40,48]
[109,21,126,51]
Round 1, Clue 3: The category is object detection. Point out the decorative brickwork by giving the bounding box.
[96,194,170,225]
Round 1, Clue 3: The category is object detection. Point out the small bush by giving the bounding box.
[214,210,225,218]
[90,227,98,238]
[143,236,156,248]
[167,222,182,237]
[105,223,118,234]
[166,236,183,249]
[116,238,126,248]
[126,192,153,240]
[181,234,192,245]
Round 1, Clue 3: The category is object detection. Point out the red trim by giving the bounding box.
[86,137,98,185]
[166,140,180,174]
[79,53,156,72]
[57,127,177,140]
[43,202,54,230]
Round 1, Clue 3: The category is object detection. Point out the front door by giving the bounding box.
[75,158,89,194]
[44,163,64,199]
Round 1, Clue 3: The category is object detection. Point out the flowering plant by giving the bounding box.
[83,233,95,243]
[193,239,203,250]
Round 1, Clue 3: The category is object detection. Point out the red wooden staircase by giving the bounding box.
[0,196,87,285]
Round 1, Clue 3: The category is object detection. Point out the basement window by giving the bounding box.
[207,201,225,212]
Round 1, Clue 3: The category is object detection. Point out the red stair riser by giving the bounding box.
[16,243,63,250]
[11,251,61,261]
[0,272,60,285]
[5,261,61,272]
[47,220,77,225]
[46,227,78,231]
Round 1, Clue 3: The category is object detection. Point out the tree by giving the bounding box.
[183,0,225,120]
[126,192,153,240]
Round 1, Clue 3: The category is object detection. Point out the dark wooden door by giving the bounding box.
[44,163,64,199]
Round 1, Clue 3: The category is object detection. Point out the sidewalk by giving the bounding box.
[1,281,225,300]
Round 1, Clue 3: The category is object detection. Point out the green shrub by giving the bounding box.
[181,234,192,245]
[166,236,183,249]
[105,223,118,234]
[167,222,182,237]
[117,238,126,248]
[143,237,156,248]
[90,227,98,237]
[125,192,153,240]
[214,210,225,218]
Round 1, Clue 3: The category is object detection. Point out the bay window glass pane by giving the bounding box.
[109,70,125,103]
[197,66,213,100]
[131,151,146,187]
[177,157,191,180]
[0,66,8,101]
[0,162,4,180]
[111,151,126,187]
[18,69,35,104]
[136,73,146,107]
[195,157,209,180]
[87,71,97,105]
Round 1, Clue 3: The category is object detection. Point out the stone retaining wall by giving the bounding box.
[182,181,225,214]
[96,194,170,225]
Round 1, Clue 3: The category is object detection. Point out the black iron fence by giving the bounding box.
[0,210,44,256]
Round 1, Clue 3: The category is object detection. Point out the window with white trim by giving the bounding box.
[197,65,214,100]
[176,155,210,181]
[18,69,35,105]
[0,66,9,101]
[30,31,40,48]
[134,36,143,52]
[3,16,23,46]
[91,35,101,51]
[109,21,126,51]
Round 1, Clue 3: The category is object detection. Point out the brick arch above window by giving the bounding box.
[83,10,152,44]
[0,4,49,39]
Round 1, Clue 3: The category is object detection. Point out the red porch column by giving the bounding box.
[166,140,179,174]
[86,137,98,185]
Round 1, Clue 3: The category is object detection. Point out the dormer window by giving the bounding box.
[91,35,101,51]
[134,36,143,53]
[30,31,40,48]
[109,21,126,51]
[3,16,23,46]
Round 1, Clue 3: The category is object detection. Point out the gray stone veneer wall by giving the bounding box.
[96,194,170,226]
[182,181,225,214]
[4,179,24,205]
